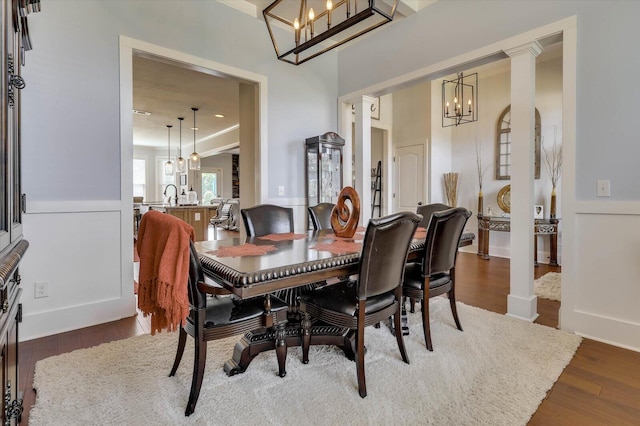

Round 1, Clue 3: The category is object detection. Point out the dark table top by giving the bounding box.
[196,230,425,299]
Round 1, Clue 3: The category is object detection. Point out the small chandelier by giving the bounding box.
[176,117,187,173]
[164,124,174,176]
[189,107,201,171]
[442,72,478,127]
[263,0,399,66]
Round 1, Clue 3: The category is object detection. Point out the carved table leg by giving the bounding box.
[301,313,311,364]
[275,323,287,377]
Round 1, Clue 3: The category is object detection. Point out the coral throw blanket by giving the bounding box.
[137,210,194,335]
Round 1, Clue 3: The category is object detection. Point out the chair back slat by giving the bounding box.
[358,212,422,299]
[187,241,207,309]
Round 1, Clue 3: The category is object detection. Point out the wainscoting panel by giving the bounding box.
[20,209,136,341]
[565,208,640,351]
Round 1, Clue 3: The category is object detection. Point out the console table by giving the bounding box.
[477,215,559,266]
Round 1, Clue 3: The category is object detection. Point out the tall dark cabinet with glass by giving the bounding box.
[305,132,344,227]
[0,0,38,423]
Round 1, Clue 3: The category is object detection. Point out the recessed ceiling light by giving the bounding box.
[214,114,225,118]
[132,109,151,116]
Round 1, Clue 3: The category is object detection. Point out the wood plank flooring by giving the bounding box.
[18,243,640,425]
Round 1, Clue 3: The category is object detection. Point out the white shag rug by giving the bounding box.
[534,272,562,301]
[30,298,580,426]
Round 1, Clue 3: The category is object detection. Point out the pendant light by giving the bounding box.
[164,124,174,175]
[176,117,187,173]
[189,107,201,170]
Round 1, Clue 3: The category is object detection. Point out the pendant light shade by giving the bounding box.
[176,117,187,173]
[189,107,201,171]
[164,124,174,176]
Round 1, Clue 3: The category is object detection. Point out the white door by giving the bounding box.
[393,145,425,212]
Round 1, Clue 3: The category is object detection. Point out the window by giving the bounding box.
[201,169,222,205]
[157,158,175,200]
[133,159,146,199]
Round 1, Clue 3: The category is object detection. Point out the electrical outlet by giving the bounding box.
[278,186,285,196]
[34,281,49,298]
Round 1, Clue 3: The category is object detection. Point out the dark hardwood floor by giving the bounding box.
[19,236,640,425]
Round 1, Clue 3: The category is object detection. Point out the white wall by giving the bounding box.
[450,57,563,261]
[19,0,338,340]
[338,1,640,351]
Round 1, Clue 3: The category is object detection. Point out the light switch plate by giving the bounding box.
[278,186,285,196]
[596,180,610,197]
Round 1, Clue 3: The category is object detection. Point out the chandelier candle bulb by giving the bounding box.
[309,8,315,37]
[326,0,332,29]
[294,18,300,45]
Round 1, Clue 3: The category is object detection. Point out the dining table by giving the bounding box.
[195,228,427,376]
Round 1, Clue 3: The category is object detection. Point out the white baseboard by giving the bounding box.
[21,297,137,342]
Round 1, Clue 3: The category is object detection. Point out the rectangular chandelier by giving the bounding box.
[263,0,399,66]
[442,72,478,127]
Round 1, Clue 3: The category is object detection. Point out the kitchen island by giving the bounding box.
[165,205,218,241]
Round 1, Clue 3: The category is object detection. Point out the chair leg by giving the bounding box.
[421,298,433,351]
[169,326,187,377]
[394,308,410,364]
[185,337,207,416]
[449,290,463,331]
[301,313,311,364]
[410,297,416,313]
[355,323,367,398]
[275,322,287,377]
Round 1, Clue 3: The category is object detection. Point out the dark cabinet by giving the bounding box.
[305,132,344,207]
[0,0,38,423]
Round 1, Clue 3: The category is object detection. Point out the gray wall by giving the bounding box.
[22,0,339,202]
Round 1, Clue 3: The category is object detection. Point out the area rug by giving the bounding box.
[534,272,562,301]
[29,298,580,426]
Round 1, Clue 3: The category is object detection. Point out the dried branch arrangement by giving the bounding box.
[543,128,563,189]
[443,172,461,207]
[475,138,489,192]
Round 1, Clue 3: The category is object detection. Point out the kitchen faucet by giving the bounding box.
[163,184,178,205]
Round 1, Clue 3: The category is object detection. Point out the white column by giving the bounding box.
[505,41,542,321]
[339,101,353,188]
[353,96,374,224]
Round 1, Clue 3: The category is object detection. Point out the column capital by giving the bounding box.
[353,95,377,106]
[505,40,543,58]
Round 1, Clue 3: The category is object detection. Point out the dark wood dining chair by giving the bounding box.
[168,242,288,416]
[416,202,450,229]
[241,204,294,237]
[402,207,471,351]
[308,202,335,230]
[299,211,422,398]
[404,203,452,312]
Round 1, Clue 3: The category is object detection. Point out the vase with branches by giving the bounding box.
[475,138,489,216]
[443,172,461,207]
[543,127,563,218]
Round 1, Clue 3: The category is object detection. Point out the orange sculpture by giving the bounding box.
[331,186,361,238]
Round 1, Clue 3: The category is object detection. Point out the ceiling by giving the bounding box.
[132,54,240,153]
[132,1,561,154]
[132,1,437,154]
